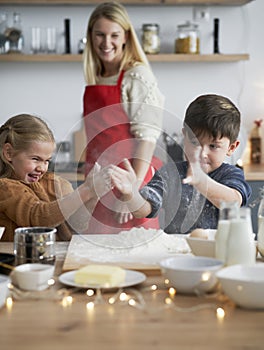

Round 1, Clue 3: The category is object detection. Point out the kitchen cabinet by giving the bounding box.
[0,0,255,5]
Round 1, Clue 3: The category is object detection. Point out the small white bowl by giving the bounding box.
[160,256,223,294]
[0,274,10,308]
[186,230,216,258]
[216,264,264,309]
[186,230,256,258]
[11,263,55,291]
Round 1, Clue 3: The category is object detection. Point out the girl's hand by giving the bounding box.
[85,162,113,198]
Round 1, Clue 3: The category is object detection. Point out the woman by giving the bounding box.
[82,2,164,233]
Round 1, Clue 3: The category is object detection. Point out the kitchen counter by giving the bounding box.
[0,241,264,350]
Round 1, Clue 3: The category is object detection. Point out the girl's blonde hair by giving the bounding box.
[83,1,149,84]
[0,114,55,178]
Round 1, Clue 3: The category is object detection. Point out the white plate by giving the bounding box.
[59,269,146,289]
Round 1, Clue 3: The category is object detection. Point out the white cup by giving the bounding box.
[11,263,54,291]
[31,27,43,53]
[46,27,57,53]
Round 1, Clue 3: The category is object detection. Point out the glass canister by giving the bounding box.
[142,23,160,54]
[175,21,200,54]
[14,227,56,265]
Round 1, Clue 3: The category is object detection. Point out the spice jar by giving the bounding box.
[175,21,200,54]
[142,23,160,54]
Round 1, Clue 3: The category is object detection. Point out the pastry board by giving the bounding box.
[62,229,191,276]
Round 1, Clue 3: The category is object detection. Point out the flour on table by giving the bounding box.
[66,228,191,266]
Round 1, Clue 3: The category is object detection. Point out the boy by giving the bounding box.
[110,94,252,234]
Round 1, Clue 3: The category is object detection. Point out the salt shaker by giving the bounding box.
[215,201,239,263]
[225,207,256,266]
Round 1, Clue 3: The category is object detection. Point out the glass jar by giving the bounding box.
[175,21,200,54]
[5,12,24,53]
[142,23,160,54]
[258,193,264,257]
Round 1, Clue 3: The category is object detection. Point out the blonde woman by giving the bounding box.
[83,2,164,233]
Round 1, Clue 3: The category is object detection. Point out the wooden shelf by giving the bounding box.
[0,53,249,62]
[0,0,255,5]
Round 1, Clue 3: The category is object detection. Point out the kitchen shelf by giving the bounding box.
[0,53,249,62]
[0,0,255,5]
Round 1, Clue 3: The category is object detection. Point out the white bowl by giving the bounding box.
[11,263,55,291]
[0,274,10,308]
[186,230,216,258]
[159,256,223,294]
[216,264,264,309]
[186,230,256,258]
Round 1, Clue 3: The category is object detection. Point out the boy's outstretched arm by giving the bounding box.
[111,159,152,218]
[183,147,242,208]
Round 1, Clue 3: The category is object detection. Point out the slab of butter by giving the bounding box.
[74,264,126,287]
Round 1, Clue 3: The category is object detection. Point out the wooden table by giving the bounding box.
[0,242,264,350]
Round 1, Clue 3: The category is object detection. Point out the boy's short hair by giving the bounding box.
[184,94,240,143]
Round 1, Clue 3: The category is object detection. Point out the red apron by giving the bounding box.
[83,70,162,233]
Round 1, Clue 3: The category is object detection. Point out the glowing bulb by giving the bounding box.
[108,297,115,305]
[119,292,128,301]
[201,272,211,282]
[150,284,157,291]
[165,297,172,305]
[128,299,136,306]
[6,297,13,311]
[86,289,95,297]
[164,279,170,285]
[48,278,55,286]
[86,302,94,310]
[168,287,176,297]
[61,295,73,307]
[216,307,225,320]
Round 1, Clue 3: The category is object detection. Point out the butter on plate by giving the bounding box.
[74,264,126,287]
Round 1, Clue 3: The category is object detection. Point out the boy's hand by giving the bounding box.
[110,159,139,199]
[183,146,205,185]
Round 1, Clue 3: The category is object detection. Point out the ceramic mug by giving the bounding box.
[11,263,54,291]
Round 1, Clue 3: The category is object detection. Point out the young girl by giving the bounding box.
[0,114,111,241]
[82,2,164,233]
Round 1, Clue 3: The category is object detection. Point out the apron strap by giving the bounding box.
[117,70,125,88]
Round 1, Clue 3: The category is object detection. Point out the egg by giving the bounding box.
[189,228,208,239]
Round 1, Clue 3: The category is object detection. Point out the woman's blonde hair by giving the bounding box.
[83,1,149,84]
[0,114,55,178]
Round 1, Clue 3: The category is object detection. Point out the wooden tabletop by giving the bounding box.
[0,242,264,350]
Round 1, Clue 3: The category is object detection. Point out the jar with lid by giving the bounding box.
[142,24,160,54]
[175,21,200,54]
[5,12,24,53]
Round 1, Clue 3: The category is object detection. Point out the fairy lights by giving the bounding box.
[216,307,225,320]
[6,296,13,311]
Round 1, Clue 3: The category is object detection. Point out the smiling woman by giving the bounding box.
[82,2,164,234]
[0,114,113,242]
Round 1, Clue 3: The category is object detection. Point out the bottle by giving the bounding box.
[5,12,24,53]
[215,201,239,263]
[0,12,8,54]
[142,24,160,54]
[175,21,200,54]
[225,207,256,266]
[257,190,264,257]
